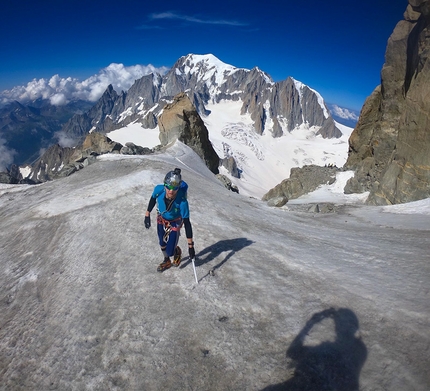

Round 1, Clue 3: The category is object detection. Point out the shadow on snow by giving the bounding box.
[180,237,254,276]
[262,308,367,391]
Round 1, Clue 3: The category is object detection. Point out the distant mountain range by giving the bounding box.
[0,54,356,172]
[0,99,93,169]
[60,54,343,141]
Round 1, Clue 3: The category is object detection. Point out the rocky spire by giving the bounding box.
[344,0,430,204]
[158,92,220,174]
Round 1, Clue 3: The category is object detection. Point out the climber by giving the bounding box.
[144,168,195,272]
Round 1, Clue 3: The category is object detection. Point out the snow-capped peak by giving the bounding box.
[292,77,329,119]
[179,53,238,87]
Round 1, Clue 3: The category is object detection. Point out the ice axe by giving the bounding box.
[191,257,198,284]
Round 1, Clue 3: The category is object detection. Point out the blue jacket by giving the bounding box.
[152,181,189,221]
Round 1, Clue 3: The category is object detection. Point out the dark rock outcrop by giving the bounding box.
[0,171,15,184]
[216,174,239,193]
[120,142,153,155]
[0,164,36,184]
[27,133,120,182]
[262,165,338,202]
[344,0,430,205]
[21,132,154,183]
[28,144,76,182]
[77,132,122,156]
[221,156,240,178]
[158,93,220,174]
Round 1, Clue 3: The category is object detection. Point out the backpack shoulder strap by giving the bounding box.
[152,184,165,199]
[180,181,188,192]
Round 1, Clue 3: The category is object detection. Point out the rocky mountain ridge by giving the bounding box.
[5,93,221,185]
[61,54,341,142]
[1,54,345,195]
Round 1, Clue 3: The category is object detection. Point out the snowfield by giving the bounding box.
[107,99,355,199]
[0,142,429,390]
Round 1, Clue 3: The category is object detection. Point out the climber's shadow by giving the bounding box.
[180,237,253,272]
[262,307,367,390]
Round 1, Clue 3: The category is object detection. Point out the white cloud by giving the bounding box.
[0,63,170,106]
[55,131,80,148]
[148,11,247,26]
[0,136,16,172]
[50,93,68,106]
[331,105,359,121]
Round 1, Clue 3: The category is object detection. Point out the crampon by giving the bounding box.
[157,258,172,272]
[173,246,182,267]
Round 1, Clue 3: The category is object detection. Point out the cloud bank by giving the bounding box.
[0,63,169,107]
[330,105,359,121]
[0,137,16,172]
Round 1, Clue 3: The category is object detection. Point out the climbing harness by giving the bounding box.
[157,214,183,243]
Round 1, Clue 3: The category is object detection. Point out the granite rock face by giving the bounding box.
[344,0,430,205]
[158,93,220,174]
[26,133,134,182]
[262,165,338,202]
[62,85,120,140]
[28,144,76,182]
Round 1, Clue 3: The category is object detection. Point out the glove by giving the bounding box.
[144,215,151,229]
[188,245,195,259]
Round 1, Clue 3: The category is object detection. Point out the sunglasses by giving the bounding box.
[165,183,179,191]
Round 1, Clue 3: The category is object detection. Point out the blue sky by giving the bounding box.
[0,0,407,110]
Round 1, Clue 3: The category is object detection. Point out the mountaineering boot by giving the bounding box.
[157,257,171,272]
[173,246,182,267]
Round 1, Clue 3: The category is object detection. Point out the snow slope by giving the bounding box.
[0,143,429,390]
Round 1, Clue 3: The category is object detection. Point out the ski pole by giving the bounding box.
[191,258,198,284]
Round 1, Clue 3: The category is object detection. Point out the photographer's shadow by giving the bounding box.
[180,238,253,273]
[263,308,367,391]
